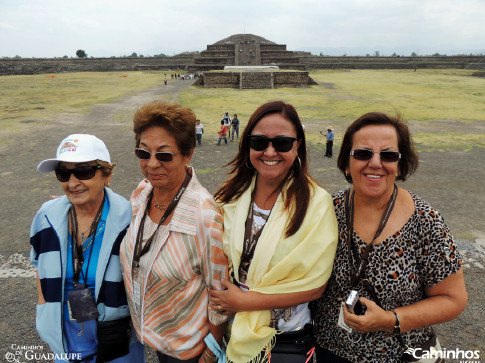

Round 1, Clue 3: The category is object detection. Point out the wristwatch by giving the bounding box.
[392,310,401,334]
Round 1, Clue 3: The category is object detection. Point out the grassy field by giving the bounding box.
[1,69,484,150]
[0,71,164,133]
[181,69,485,151]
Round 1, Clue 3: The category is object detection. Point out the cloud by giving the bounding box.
[0,0,483,57]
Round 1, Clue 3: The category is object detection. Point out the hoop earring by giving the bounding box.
[106,182,110,188]
[246,160,254,169]
[294,156,301,169]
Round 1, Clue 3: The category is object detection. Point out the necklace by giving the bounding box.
[153,193,169,211]
[69,221,105,252]
[80,224,92,243]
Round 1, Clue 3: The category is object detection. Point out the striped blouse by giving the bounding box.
[120,167,228,359]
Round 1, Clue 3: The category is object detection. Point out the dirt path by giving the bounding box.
[1,80,484,360]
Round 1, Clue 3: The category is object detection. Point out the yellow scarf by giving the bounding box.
[221,177,338,363]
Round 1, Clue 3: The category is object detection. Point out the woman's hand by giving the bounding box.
[209,279,247,314]
[342,297,394,333]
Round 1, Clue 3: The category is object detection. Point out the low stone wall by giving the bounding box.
[2,55,483,76]
[200,70,315,89]
[203,72,240,88]
[0,57,190,76]
[300,55,484,70]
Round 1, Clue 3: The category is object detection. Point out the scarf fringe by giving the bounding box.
[227,335,277,363]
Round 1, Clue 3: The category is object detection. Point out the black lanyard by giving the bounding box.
[69,196,105,286]
[132,170,192,275]
[238,189,273,283]
[345,185,398,287]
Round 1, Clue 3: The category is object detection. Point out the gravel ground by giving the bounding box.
[1,79,484,362]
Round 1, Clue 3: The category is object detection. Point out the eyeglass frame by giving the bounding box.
[134,148,180,162]
[350,148,401,162]
[54,165,103,182]
[248,135,298,153]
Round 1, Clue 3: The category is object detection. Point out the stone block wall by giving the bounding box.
[203,72,240,88]
[206,45,235,51]
[200,50,235,57]
[2,54,483,76]
[241,72,273,89]
[200,70,314,89]
[273,72,311,88]
[300,55,484,70]
[261,44,287,51]
[0,57,190,76]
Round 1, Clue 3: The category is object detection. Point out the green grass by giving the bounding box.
[1,69,484,151]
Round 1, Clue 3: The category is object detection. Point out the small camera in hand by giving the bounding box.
[345,290,366,315]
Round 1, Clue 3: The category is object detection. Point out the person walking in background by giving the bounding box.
[217,119,228,145]
[30,134,144,363]
[231,114,240,141]
[321,126,334,158]
[195,119,204,146]
[222,112,231,140]
[120,100,228,362]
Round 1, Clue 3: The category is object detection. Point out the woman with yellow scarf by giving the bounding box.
[212,101,338,363]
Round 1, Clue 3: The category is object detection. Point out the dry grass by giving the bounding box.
[1,69,484,151]
[181,69,485,150]
[0,71,163,133]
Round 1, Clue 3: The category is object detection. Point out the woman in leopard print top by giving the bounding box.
[311,112,467,362]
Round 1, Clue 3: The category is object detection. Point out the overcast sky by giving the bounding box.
[1,0,484,58]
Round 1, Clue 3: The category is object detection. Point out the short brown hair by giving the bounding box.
[133,100,196,156]
[337,112,419,183]
[97,160,115,177]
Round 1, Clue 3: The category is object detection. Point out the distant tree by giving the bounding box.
[154,53,168,58]
[411,52,418,57]
[15,55,22,59]
[319,52,323,56]
[76,50,87,58]
[392,52,398,57]
[366,54,370,57]
[131,52,138,57]
[63,55,68,58]
[374,51,380,57]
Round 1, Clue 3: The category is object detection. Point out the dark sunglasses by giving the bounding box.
[248,135,297,153]
[134,148,179,162]
[350,148,401,162]
[55,165,102,182]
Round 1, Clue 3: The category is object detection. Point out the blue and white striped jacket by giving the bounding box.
[30,188,133,356]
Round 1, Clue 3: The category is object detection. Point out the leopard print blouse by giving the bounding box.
[311,189,462,362]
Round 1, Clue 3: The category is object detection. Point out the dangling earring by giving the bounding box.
[345,169,350,176]
[106,181,110,188]
[246,160,254,169]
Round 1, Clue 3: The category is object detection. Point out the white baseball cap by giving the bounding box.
[37,134,111,173]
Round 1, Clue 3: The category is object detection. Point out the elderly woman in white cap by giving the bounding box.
[30,134,144,363]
